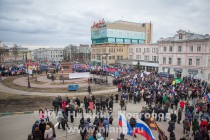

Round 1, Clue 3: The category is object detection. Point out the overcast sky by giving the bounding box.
[0,0,209,49]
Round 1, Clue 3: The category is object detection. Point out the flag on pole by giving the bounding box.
[119,113,132,135]
[133,119,155,140]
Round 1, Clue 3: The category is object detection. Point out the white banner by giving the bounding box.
[69,72,90,79]
[144,71,150,75]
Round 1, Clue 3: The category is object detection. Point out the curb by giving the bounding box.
[0,111,34,117]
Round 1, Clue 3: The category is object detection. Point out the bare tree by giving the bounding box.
[11,44,19,61]
[0,43,9,64]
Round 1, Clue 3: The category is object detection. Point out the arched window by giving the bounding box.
[179,33,183,39]
[208,73,210,81]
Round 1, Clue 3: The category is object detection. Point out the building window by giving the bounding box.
[169,46,173,52]
[144,55,149,61]
[164,46,167,52]
[154,56,157,61]
[109,56,111,60]
[129,55,133,59]
[197,46,201,52]
[177,58,181,65]
[112,56,115,59]
[129,48,133,53]
[190,46,193,52]
[136,48,141,53]
[188,58,192,66]
[136,55,140,60]
[97,56,101,60]
[178,46,182,52]
[179,33,183,39]
[196,59,200,66]
[163,57,166,64]
[147,56,149,61]
[169,58,172,65]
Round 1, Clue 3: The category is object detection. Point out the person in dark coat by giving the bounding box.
[69,105,75,123]
[115,93,119,103]
[52,98,59,113]
[78,118,87,140]
[32,127,42,140]
[93,116,100,130]
[194,130,202,140]
[130,117,137,137]
[192,119,199,135]
[120,133,125,140]
[182,117,190,134]
[84,97,89,113]
[174,94,180,109]
[167,120,175,133]
[39,119,46,140]
[75,97,80,107]
[88,84,92,95]
[169,131,176,140]
[32,121,39,134]
[170,111,177,122]
[177,108,182,124]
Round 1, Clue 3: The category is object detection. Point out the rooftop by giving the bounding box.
[158,29,210,42]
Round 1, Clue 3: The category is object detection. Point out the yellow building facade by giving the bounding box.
[91,43,128,65]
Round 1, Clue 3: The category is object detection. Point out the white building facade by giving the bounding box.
[33,48,64,62]
[116,44,159,72]
[158,30,210,82]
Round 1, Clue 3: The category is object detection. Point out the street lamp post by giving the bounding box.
[24,52,31,88]
[62,68,64,84]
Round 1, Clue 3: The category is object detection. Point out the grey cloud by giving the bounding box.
[0,0,209,47]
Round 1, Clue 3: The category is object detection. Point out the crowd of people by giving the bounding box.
[28,68,210,140]
[114,70,210,140]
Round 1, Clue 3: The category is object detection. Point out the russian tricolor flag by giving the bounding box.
[133,119,155,140]
[119,113,132,135]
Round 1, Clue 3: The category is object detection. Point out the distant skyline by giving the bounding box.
[0,0,210,49]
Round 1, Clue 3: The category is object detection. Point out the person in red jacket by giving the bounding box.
[62,100,67,111]
[200,119,208,128]
[118,83,122,92]
[180,100,185,109]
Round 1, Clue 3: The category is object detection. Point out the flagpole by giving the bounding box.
[118,125,120,138]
